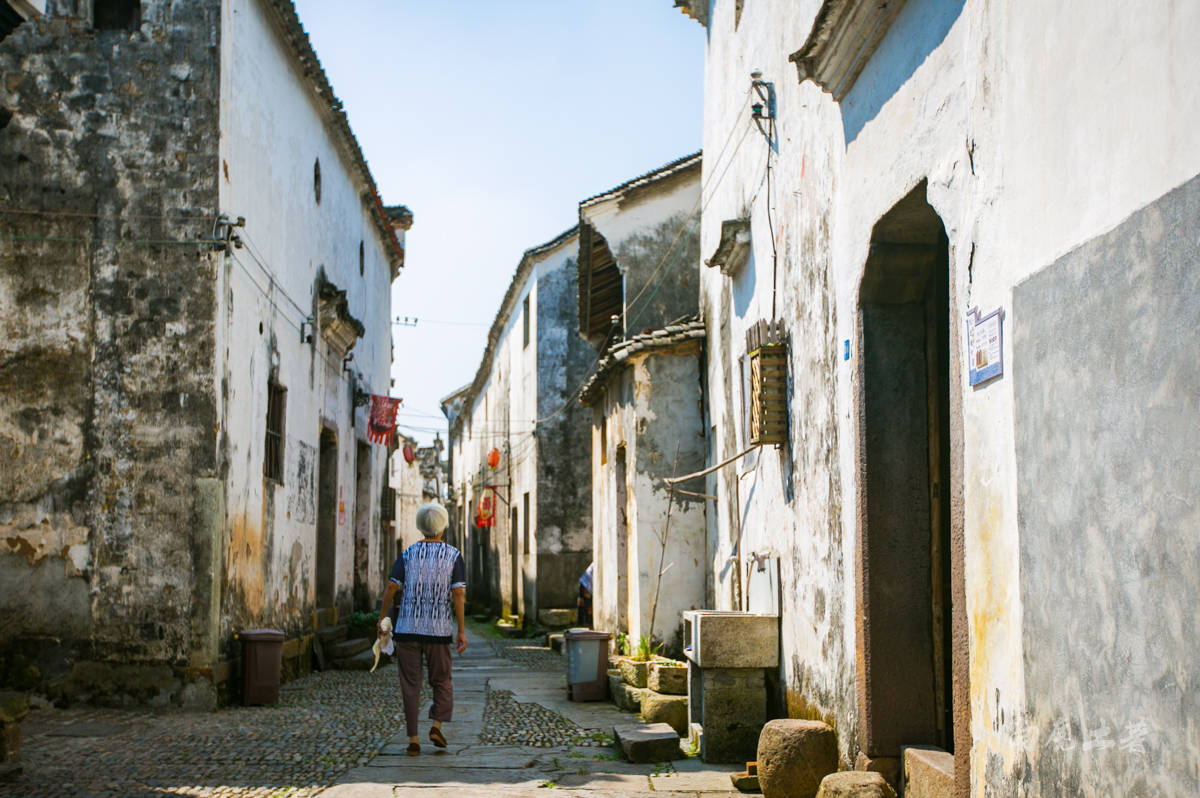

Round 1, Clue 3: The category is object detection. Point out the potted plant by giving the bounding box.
[615,634,662,688]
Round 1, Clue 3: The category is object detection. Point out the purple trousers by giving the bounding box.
[394,640,453,737]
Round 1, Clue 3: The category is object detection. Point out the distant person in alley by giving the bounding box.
[576,562,594,627]
[377,502,467,756]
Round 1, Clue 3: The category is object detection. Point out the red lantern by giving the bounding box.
[476,490,495,527]
[402,443,416,465]
[487,447,501,469]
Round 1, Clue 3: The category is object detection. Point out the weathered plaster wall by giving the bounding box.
[535,251,592,611]
[216,0,395,642]
[1010,173,1200,797]
[695,0,1200,788]
[0,0,222,702]
[590,343,707,654]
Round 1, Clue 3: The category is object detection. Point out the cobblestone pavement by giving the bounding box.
[480,688,612,748]
[1,666,419,798]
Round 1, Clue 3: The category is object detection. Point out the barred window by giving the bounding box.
[264,382,286,483]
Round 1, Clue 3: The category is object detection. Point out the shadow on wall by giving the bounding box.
[840,0,966,145]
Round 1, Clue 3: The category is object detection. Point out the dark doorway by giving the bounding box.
[855,180,962,759]
[615,444,629,635]
[353,442,371,611]
[509,505,520,620]
[316,428,338,609]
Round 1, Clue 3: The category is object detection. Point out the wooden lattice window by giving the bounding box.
[264,382,286,482]
[746,320,788,446]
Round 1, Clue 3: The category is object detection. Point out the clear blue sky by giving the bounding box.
[292,1,704,445]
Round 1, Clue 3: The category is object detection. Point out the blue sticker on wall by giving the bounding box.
[843,339,850,361]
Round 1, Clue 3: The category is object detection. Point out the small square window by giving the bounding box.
[264,382,286,483]
[94,0,140,30]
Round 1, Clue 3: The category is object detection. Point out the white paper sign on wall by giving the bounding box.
[966,306,1004,387]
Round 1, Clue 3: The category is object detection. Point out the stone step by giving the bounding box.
[640,690,688,736]
[548,633,565,653]
[903,745,953,798]
[537,608,576,628]
[311,607,339,630]
[315,624,348,645]
[333,648,380,671]
[816,771,897,797]
[326,635,372,660]
[613,722,681,764]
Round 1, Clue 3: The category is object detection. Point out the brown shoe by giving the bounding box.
[406,742,420,756]
[429,726,447,748]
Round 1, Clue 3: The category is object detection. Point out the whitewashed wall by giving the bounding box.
[450,234,578,619]
[697,0,1200,791]
[216,0,396,631]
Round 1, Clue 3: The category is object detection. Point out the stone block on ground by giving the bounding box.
[757,719,838,798]
[549,633,565,653]
[640,690,688,735]
[854,752,900,792]
[696,667,766,763]
[903,746,953,798]
[816,771,897,798]
[648,661,688,694]
[609,672,646,712]
[618,658,649,688]
[613,722,681,763]
[732,770,762,792]
[538,608,576,628]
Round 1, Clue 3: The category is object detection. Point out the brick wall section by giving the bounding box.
[0,0,222,698]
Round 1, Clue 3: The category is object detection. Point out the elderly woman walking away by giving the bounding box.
[377,502,467,756]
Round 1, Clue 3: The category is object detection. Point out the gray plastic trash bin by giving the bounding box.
[564,628,611,701]
[240,628,284,705]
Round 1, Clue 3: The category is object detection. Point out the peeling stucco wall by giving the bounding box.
[0,0,222,701]
[1009,172,1200,798]
[694,0,1200,788]
[0,0,399,705]
[534,254,593,611]
[591,344,707,655]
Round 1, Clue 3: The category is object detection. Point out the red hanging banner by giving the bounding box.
[367,394,402,446]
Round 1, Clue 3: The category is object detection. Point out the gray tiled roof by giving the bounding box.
[579,316,706,406]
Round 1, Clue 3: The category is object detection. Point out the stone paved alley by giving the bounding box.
[1,624,739,798]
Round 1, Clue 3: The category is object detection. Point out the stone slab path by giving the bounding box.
[0,624,739,797]
[320,625,740,798]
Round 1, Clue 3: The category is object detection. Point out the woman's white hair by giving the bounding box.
[415,502,449,538]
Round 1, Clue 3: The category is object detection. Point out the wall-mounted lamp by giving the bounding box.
[300,317,314,344]
[750,69,776,121]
